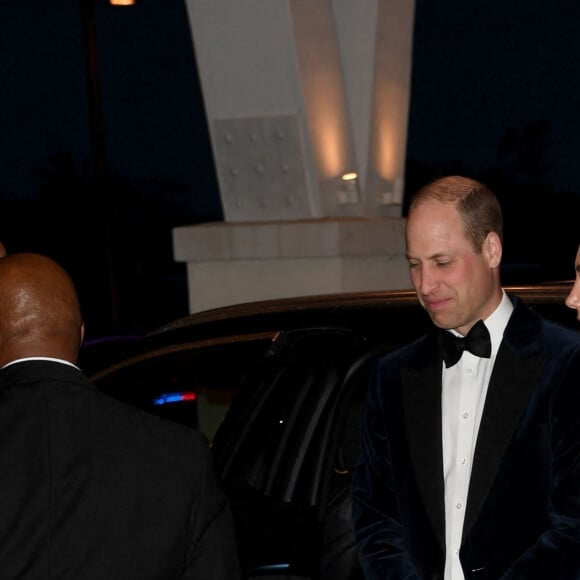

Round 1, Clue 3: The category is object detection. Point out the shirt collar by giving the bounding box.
[1,357,80,371]
[483,290,513,356]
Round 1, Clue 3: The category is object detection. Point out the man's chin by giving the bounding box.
[428,312,454,330]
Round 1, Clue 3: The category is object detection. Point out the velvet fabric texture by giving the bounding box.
[352,296,580,579]
[0,360,240,579]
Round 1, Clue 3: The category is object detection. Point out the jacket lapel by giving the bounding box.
[402,340,446,549]
[462,299,545,537]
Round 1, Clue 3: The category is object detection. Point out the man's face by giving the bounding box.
[405,198,502,335]
[564,244,580,321]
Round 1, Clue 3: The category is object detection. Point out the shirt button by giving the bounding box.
[456,503,462,509]
[466,368,473,375]
[461,458,466,465]
[462,412,469,419]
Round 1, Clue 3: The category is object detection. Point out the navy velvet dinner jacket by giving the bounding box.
[352,296,580,580]
[0,360,240,579]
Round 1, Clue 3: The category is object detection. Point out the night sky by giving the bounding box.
[408,0,580,192]
[1,0,218,208]
[0,0,578,340]
[0,0,219,338]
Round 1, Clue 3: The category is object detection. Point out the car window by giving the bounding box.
[91,335,275,440]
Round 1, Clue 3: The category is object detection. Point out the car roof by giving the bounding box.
[84,281,575,381]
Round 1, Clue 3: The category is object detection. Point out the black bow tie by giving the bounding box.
[438,320,491,368]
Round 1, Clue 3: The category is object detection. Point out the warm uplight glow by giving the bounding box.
[109,0,136,6]
[374,85,407,180]
[290,2,355,179]
[341,172,358,182]
[372,1,413,183]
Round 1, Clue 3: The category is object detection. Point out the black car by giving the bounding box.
[82,283,576,580]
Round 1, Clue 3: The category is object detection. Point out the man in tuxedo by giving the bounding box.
[565,241,580,321]
[0,252,241,579]
[351,176,580,579]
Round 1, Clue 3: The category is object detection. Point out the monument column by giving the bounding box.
[175,0,416,312]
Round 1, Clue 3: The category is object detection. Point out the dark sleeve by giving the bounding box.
[499,346,580,580]
[351,360,423,580]
[182,431,242,580]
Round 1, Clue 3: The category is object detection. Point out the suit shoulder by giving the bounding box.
[541,317,580,341]
[86,385,210,451]
[541,318,580,355]
[375,333,432,369]
[506,296,580,355]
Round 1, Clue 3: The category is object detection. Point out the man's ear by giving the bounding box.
[484,232,502,268]
[80,323,85,348]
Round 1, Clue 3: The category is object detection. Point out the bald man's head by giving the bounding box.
[0,253,84,367]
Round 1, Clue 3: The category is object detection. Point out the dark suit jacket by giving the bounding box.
[351,296,580,580]
[0,360,241,579]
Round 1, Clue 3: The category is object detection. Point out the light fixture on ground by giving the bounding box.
[338,172,360,204]
[378,177,404,205]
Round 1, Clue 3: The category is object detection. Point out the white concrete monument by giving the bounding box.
[175,0,415,312]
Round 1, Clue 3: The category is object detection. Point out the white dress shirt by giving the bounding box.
[442,291,513,580]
